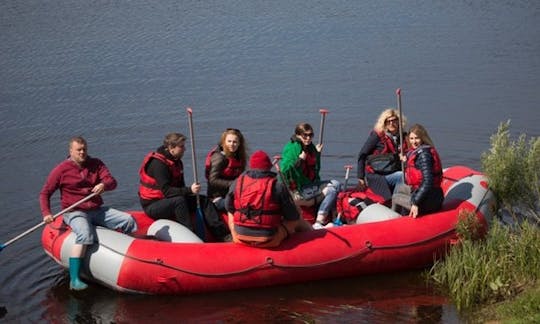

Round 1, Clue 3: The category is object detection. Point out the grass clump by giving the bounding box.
[469,282,540,324]
[429,217,540,312]
[428,121,540,322]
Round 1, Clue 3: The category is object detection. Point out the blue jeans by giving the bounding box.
[385,171,404,192]
[317,179,341,216]
[63,207,137,245]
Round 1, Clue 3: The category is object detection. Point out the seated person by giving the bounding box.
[138,133,230,241]
[392,124,444,218]
[357,108,408,202]
[40,136,137,291]
[280,123,341,229]
[205,128,247,211]
[225,150,312,248]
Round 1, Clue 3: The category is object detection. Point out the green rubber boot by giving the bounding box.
[69,257,88,291]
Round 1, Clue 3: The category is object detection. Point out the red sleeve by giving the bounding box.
[39,162,63,216]
[95,158,117,191]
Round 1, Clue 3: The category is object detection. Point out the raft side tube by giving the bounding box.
[147,219,203,243]
[357,203,401,224]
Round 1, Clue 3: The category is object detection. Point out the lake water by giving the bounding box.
[1,0,538,322]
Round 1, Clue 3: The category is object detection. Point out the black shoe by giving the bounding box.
[221,234,232,242]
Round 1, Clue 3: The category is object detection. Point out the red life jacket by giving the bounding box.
[300,149,317,182]
[405,145,442,190]
[204,146,244,180]
[139,151,183,200]
[365,131,406,174]
[233,174,282,231]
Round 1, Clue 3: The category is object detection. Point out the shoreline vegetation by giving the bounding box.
[428,121,540,323]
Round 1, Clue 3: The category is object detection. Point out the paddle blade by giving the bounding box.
[195,207,206,241]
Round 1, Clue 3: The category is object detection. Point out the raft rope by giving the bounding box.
[95,225,458,278]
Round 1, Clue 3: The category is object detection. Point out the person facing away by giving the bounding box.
[225,150,313,248]
[40,136,137,291]
[392,124,444,218]
[205,128,247,211]
[356,108,408,202]
[279,123,341,229]
[138,132,230,242]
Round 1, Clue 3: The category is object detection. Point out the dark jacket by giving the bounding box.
[357,130,405,179]
[206,148,244,199]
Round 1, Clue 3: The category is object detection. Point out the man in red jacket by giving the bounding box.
[40,136,137,291]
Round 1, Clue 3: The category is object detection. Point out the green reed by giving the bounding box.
[429,122,539,322]
[428,212,540,312]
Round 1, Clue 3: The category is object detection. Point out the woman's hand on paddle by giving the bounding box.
[43,214,54,224]
[191,182,201,194]
[315,143,323,153]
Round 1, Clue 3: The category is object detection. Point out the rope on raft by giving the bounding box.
[96,226,458,278]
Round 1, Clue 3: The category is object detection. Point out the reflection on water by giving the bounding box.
[40,271,456,323]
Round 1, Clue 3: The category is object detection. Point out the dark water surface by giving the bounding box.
[1,1,538,322]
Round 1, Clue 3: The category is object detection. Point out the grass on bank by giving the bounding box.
[471,282,540,324]
[429,215,540,312]
[428,121,540,323]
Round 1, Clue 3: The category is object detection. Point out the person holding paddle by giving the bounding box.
[392,124,444,218]
[205,128,247,211]
[138,133,230,242]
[356,108,408,203]
[280,122,341,229]
[39,136,137,291]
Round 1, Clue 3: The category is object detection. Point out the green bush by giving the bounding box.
[481,120,539,221]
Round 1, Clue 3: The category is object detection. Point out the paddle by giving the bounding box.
[186,107,206,241]
[0,192,98,252]
[396,88,405,181]
[333,164,353,226]
[318,108,329,146]
[342,164,353,191]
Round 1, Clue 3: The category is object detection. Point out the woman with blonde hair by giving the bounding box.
[205,128,247,211]
[356,108,408,202]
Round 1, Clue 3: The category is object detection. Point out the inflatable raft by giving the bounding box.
[41,166,495,295]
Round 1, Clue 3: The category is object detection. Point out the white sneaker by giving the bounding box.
[312,222,324,230]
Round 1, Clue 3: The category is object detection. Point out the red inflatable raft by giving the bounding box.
[41,165,494,295]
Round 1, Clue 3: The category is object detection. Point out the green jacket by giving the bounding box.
[279,137,321,189]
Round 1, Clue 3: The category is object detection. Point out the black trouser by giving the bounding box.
[143,195,230,240]
[392,184,444,215]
